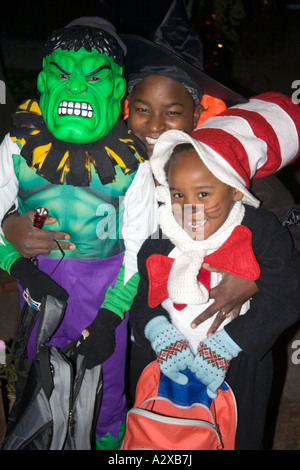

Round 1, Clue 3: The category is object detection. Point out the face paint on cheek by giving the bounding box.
[204,203,223,218]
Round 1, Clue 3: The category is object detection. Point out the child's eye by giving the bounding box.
[88,76,101,82]
[136,107,149,114]
[58,73,68,81]
[172,192,183,199]
[167,110,181,117]
[198,192,208,198]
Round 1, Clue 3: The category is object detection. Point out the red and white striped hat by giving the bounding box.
[151,92,300,207]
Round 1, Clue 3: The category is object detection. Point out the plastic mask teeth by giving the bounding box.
[57,101,93,118]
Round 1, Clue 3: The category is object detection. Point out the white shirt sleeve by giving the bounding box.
[0,134,20,241]
[121,160,158,283]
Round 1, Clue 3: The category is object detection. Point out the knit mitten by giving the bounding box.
[190,329,241,398]
[145,316,194,385]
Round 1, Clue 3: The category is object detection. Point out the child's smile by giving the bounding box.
[167,148,243,240]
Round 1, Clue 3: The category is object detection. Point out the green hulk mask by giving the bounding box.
[37,25,126,144]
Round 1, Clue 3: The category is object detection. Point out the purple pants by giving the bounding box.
[24,253,128,443]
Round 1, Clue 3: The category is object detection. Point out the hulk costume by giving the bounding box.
[0,20,156,449]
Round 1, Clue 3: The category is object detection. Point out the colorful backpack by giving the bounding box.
[122,361,237,450]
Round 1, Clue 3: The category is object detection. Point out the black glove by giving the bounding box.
[74,308,122,368]
[10,257,69,306]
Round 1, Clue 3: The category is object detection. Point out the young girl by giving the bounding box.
[130,127,300,450]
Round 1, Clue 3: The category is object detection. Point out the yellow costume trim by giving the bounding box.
[105,146,131,174]
[10,99,147,186]
[11,136,26,148]
[56,151,70,183]
[32,142,52,170]
[17,99,42,115]
[119,138,144,163]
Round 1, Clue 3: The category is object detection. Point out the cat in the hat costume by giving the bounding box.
[130,93,300,449]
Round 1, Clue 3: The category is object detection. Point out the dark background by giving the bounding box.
[0,1,300,450]
[0,0,299,201]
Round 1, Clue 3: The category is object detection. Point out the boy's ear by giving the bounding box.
[233,189,244,202]
[193,104,203,128]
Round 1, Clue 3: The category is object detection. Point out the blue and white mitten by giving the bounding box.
[145,316,194,385]
[190,329,241,398]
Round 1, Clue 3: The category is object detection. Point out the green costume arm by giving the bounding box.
[0,235,21,273]
[101,264,140,320]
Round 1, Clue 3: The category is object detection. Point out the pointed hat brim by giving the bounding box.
[121,33,248,107]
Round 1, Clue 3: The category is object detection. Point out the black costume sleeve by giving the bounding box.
[129,230,174,347]
[251,175,300,253]
[225,206,300,360]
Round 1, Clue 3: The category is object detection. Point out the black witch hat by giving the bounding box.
[121,0,247,107]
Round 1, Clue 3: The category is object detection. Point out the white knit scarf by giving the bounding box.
[156,185,245,305]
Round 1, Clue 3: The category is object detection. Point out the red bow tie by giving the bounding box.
[146,225,260,309]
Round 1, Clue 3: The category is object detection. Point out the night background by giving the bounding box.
[0,0,300,450]
[0,0,300,201]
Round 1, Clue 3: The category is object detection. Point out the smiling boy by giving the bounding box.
[0,18,157,450]
[126,74,202,157]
